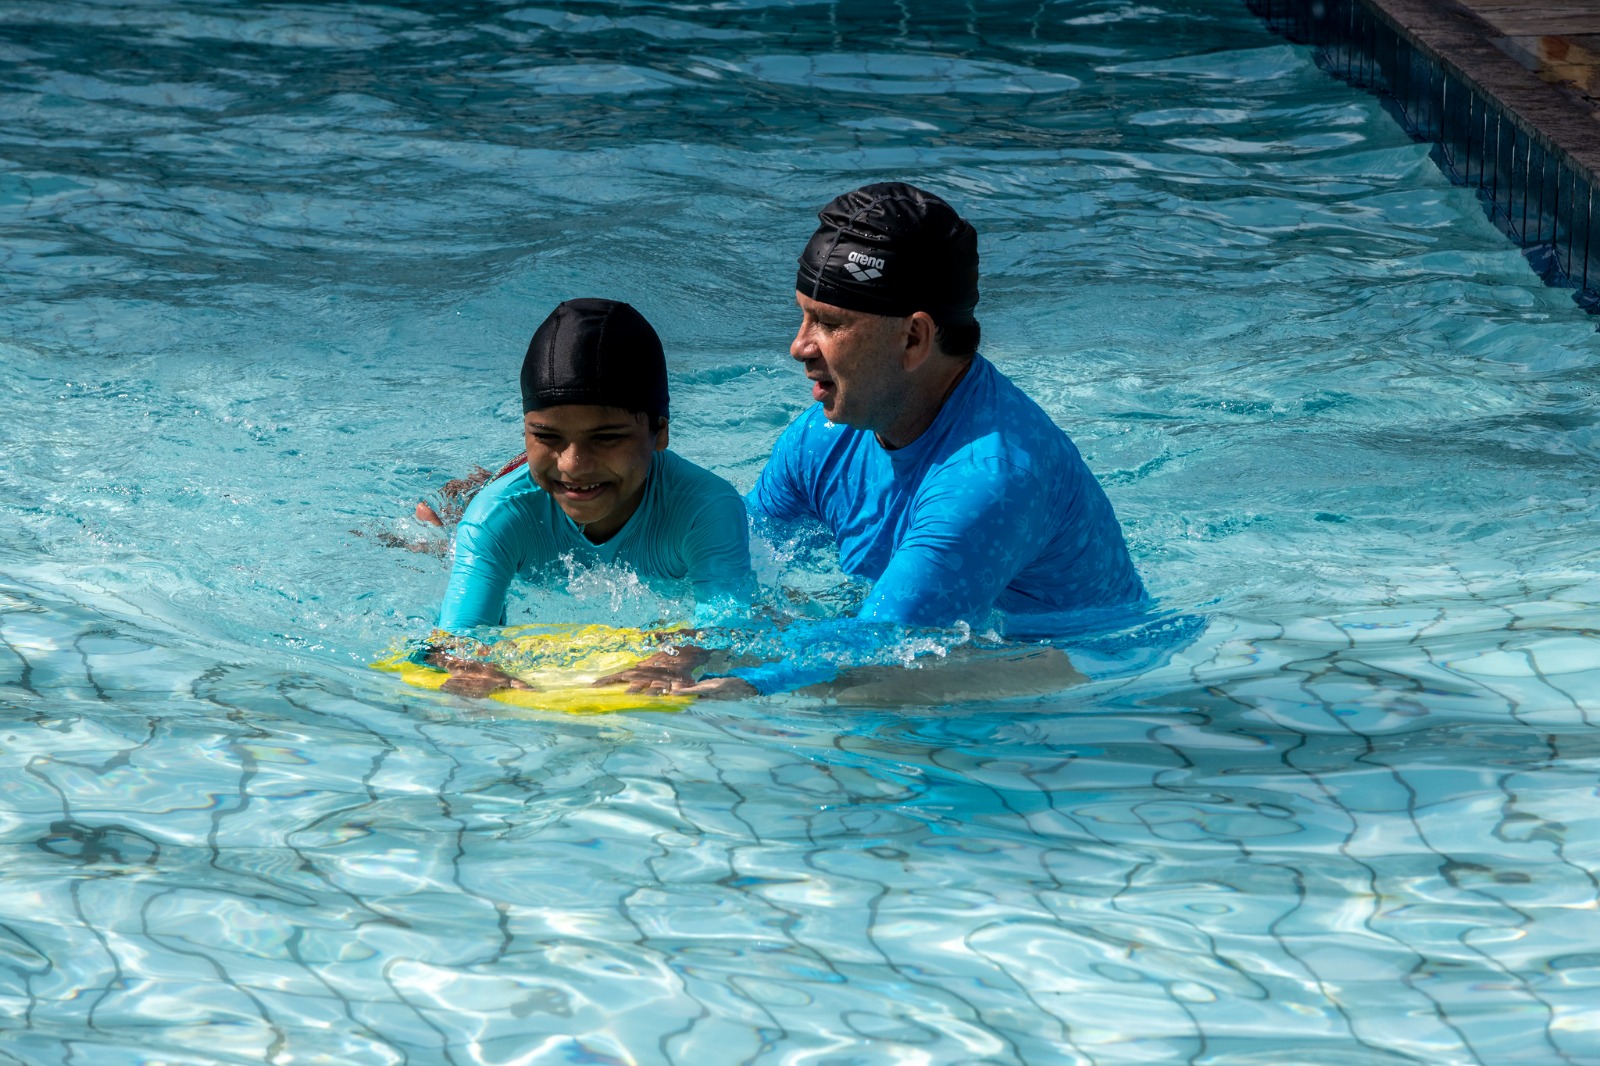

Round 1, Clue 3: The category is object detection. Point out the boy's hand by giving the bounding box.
[423,649,531,698]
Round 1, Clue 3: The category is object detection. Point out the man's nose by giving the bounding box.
[790,322,813,361]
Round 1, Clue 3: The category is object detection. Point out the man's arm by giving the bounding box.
[745,413,819,523]
[861,456,1052,628]
[670,462,1054,699]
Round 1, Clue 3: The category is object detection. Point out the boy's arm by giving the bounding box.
[685,490,757,609]
[435,501,520,632]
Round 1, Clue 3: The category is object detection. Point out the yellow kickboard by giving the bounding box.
[371,623,694,715]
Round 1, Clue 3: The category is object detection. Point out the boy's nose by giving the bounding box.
[558,446,596,477]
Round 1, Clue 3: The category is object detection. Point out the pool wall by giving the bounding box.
[1246,0,1600,310]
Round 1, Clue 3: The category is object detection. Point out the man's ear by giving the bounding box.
[654,418,670,451]
[901,312,938,371]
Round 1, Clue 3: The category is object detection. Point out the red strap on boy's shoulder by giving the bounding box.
[494,453,529,479]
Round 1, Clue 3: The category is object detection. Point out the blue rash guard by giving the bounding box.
[748,354,1145,639]
[437,449,752,631]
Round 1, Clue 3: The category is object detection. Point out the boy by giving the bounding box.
[426,298,751,694]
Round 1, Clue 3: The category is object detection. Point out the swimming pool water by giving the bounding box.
[2,1,1599,1063]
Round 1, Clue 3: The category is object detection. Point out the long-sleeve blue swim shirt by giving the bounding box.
[747,354,1145,638]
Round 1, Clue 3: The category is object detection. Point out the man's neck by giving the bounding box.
[876,357,973,450]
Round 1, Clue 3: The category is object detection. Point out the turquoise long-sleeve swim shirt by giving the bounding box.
[436,449,753,631]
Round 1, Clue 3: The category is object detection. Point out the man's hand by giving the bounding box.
[594,646,711,694]
[670,676,758,699]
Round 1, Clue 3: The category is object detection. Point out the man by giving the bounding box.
[426,298,752,695]
[666,182,1145,698]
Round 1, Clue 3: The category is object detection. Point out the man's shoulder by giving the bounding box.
[773,402,871,462]
[777,402,852,440]
[941,357,1080,471]
[971,356,1066,428]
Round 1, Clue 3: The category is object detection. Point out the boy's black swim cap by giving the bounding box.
[795,182,979,324]
[520,298,669,420]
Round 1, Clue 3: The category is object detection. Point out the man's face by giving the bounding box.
[523,405,666,542]
[790,292,905,430]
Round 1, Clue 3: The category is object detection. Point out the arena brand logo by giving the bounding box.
[844,250,884,282]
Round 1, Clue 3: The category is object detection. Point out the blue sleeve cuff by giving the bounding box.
[726,660,839,696]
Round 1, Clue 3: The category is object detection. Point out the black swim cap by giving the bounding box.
[520,298,669,420]
[795,182,979,325]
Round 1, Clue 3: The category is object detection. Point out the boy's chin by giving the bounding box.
[556,497,615,526]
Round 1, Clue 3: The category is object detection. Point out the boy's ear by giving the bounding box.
[655,418,669,451]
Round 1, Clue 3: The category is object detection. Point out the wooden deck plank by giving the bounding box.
[1497,34,1600,98]
[1367,0,1600,167]
[1465,0,1600,37]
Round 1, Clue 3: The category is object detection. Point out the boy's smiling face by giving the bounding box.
[523,405,666,543]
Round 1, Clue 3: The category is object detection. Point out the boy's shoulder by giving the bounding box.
[459,464,547,529]
[656,448,743,502]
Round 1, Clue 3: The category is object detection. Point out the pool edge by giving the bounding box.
[1245,0,1600,312]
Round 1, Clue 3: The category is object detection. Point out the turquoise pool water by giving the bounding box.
[3,1,1599,1063]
